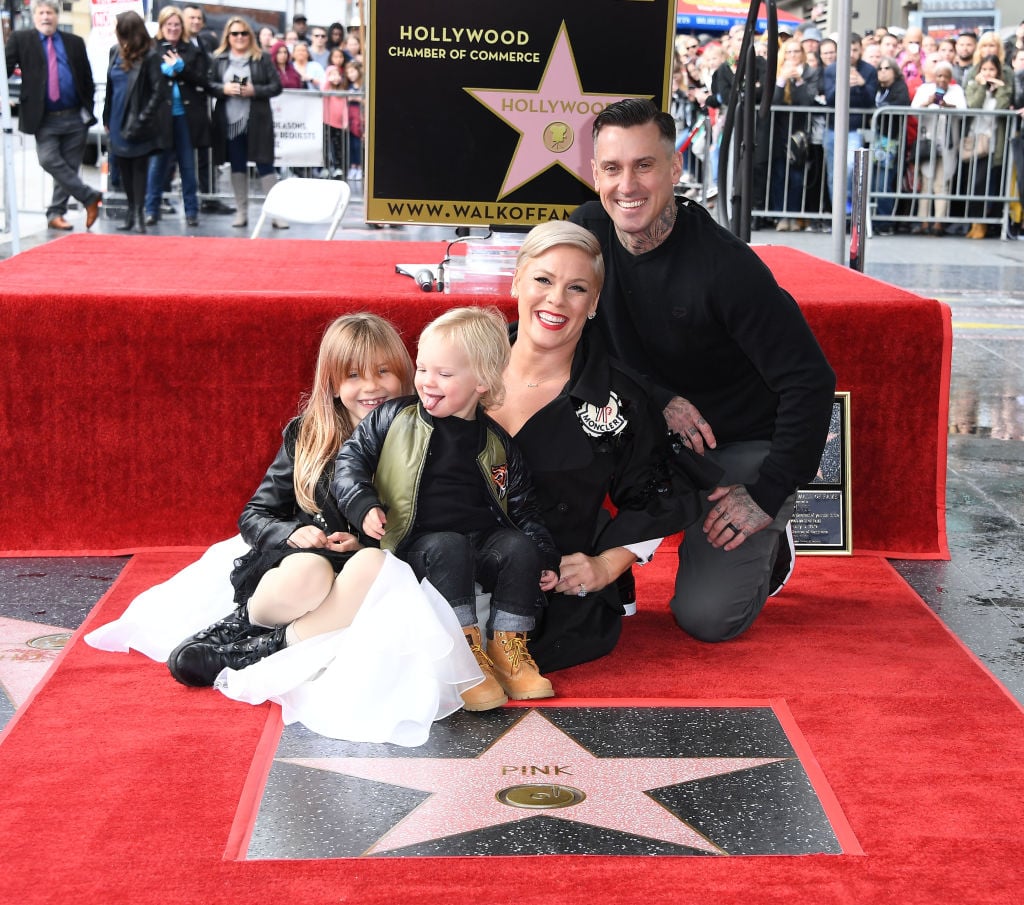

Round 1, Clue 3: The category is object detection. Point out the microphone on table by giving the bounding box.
[415,269,434,292]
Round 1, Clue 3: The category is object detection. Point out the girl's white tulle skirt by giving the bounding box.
[85,537,483,747]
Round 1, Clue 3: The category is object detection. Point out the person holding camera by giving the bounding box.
[963,55,1012,239]
[771,38,819,231]
[143,6,209,228]
[911,60,967,235]
[209,16,282,227]
[103,11,170,233]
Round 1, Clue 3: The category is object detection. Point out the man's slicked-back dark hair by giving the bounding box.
[591,98,676,147]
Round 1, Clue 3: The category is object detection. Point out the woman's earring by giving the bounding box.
[510,286,518,298]
[587,311,596,320]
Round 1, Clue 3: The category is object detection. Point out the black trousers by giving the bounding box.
[116,154,151,209]
[403,527,542,634]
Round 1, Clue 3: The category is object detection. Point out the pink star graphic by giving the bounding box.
[465,23,649,198]
[0,615,72,709]
[281,708,783,855]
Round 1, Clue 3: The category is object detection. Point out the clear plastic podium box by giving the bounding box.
[443,230,525,295]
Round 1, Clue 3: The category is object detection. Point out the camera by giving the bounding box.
[161,41,175,53]
[231,75,249,86]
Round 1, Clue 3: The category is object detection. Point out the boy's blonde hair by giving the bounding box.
[418,306,510,411]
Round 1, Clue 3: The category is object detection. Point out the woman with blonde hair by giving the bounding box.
[770,38,817,230]
[967,31,1013,85]
[143,5,208,227]
[487,221,708,674]
[209,16,282,226]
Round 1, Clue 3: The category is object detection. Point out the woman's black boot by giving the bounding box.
[167,625,287,687]
[116,206,136,231]
[134,206,147,234]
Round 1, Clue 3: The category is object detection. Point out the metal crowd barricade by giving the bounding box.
[2,86,367,220]
[757,103,1021,237]
[866,105,1019,236]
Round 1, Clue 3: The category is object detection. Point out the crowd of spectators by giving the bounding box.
[671,19,1024,239]
[249,14,365,181]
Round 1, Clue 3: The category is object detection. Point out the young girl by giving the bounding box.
[334,307,560,712]
[323,46,350,178]
[344,59,364,180]
[86,314,482,745]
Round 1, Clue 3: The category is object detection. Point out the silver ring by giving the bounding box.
[727,522,741,534]
[576,583,587,598]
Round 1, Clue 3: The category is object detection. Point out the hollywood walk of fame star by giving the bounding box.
[0,615,72,710]
[465,23,649,198]
[280,708,784,855]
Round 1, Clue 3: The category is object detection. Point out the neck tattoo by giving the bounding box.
[617,199,678,255]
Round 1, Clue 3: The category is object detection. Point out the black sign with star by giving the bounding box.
[367,0,675,226]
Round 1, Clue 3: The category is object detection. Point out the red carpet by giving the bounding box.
[0,235,949,558]
[2,552,1021,904]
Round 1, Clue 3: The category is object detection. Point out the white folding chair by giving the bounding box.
[250,177,351,240]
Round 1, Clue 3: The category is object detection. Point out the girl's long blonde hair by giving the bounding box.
[293,314,413,513]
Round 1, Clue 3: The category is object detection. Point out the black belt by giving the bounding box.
[45,108,80,117]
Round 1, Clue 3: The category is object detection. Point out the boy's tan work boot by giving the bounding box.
[487,631,554,700]
[461,626,508,711]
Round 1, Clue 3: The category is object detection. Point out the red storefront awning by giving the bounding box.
[676,1,803,33]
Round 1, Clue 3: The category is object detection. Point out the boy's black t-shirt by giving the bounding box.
[413,415,497,533]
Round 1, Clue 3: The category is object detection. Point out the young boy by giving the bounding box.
[333,307,560,711]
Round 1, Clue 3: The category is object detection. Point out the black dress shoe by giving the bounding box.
[167,625,287,687]
[186,217,199,227]
[145,214,158,226]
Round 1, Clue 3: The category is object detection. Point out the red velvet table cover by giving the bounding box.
[0,235,949,557]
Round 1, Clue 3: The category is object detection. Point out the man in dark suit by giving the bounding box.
[182,4,234,214]
[5,0,102,230]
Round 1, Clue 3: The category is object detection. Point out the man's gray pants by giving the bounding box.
[671,440,795,642]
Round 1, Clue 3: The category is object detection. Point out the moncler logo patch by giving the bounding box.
[576,391,628,437]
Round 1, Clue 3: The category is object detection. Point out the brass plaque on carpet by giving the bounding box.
[242,704,857,859]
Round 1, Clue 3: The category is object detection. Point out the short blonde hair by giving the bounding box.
[515,221,605,291]
[418,306,510,411]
